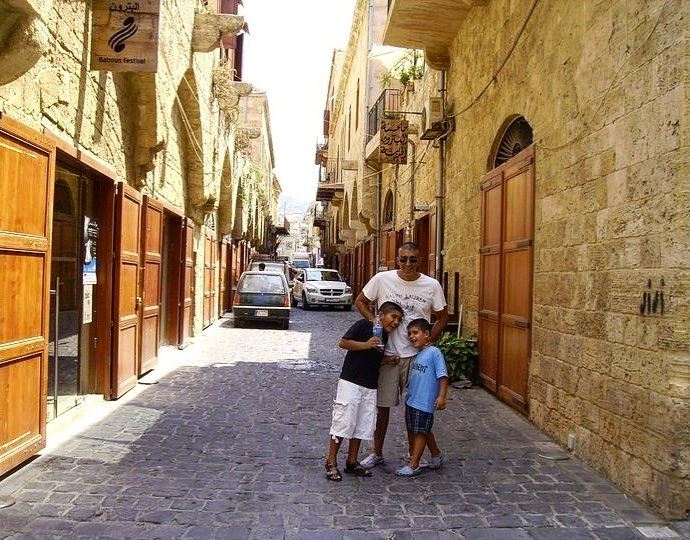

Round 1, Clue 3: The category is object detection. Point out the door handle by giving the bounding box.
[135,296,143,309]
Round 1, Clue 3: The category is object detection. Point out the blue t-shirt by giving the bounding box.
[406,346,448,413]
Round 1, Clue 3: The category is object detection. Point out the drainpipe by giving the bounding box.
[435,70,447,282]
[407,138,417,223]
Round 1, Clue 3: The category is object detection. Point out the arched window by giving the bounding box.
[54,179,74,216]
[490,115,533,169]
[383,191,394,226]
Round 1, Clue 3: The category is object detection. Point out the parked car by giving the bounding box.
[292,268,353,310]
[248,259,292,285]
[232,271,291,329]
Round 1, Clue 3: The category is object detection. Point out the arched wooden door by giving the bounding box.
[478,145,534,414]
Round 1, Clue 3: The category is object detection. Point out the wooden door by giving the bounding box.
[112,183,142,398]
[478,169,503,393]
[139,196,163,375]
[203,229,217,328]
[0,116,56,476]
[179,218,194,345]
[478,145,534,414]
[385,230,396,270]
[416,214,430,275]
[497,152,534,414]
[219,238,229,315]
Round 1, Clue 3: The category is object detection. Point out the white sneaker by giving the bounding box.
[406,454,429,468]
[360,453,384,468]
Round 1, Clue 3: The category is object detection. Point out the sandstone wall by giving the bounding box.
[439,0,689,518]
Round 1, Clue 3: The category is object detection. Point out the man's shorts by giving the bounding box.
[376,355,414,407]
[405,404,434,435]
[329,379,378,441]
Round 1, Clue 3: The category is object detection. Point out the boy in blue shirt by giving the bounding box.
[396,318,449,477]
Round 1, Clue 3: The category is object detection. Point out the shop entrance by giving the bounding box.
[48,164,112,420]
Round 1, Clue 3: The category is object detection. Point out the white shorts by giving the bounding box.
[329,379,378,441]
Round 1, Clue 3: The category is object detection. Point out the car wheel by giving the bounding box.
[302,293,310,310]
[281,319,289,330]
[234,318,244,328]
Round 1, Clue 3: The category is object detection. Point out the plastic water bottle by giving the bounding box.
[373,313,384,350]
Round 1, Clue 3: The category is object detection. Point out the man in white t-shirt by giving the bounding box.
[354,242,448,469]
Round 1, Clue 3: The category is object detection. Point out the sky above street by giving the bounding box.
[242,0,356,215]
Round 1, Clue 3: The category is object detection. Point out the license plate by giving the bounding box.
[255,309,268,317]
[325,298,339,303]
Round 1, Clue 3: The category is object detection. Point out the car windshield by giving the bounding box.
[251,262,284,272]
[306,270,342,282]
[239,274,285,293]
[292,260,310,268]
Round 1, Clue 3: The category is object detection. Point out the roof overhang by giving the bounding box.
[316,182,344,203]
[382,0,488,70]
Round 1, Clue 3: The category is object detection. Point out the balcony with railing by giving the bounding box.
[315,171,344,203]
[365,88,401,162]
[315,142,328,167]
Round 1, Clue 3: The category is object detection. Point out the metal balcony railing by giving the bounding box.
[367,88,401,144]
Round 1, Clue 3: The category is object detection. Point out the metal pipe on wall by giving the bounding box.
[435,70,447,282]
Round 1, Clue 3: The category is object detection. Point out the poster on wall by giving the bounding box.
[83,285,94,324]
[90,0,160,72]
[83,217,99,285]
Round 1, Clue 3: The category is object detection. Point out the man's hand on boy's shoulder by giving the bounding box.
[435,396,447,410]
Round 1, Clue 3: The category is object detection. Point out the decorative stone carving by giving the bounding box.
[192,12,244,53]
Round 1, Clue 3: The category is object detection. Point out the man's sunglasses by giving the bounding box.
[398,256,418,263]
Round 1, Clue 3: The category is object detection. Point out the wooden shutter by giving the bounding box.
[478,169,503,393]
[203,229,217,328]
[219,238,229,315]
[139,196,163,375]
[386,230,396,270]
[497,151,534,414]
[0,116,55,476]
[179,218,194,345]
[428,210,437,278]
[112,183,142,398]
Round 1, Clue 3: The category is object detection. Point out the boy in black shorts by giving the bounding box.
[325,301,404,481]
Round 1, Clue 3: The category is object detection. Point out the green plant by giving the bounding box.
[435,332,478,383]
[379,49,425,88]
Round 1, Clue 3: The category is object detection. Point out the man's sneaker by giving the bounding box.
[428,453,445,470]
[360,454,384,468]
[395,465,422,477]
[406,454,429,468]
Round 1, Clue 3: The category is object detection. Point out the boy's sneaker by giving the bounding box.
[428,453,445,470]
[395,465,422,477]
[360,453,384,468]
[406,454,429,468]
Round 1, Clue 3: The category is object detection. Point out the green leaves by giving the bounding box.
[435,332,478,383]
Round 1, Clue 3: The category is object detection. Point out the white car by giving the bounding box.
[292,268,353,310]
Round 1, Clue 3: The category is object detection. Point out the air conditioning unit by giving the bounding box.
[420,97,445,140]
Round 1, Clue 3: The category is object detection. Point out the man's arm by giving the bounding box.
[339,337,379,351]
[354,292,375,322]
[435,377,449,410]
[430,307,449,343]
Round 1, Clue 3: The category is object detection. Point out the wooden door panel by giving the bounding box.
[386,230,396,270]
[179,219,194,344]
[112,184,142,398]
[502,249,531,319]
[0,116,55,476]
[498,325,530,413]
[478,319,498,391]
[428,211,437,278]
[220,240,228,314]
[140,198,163,375]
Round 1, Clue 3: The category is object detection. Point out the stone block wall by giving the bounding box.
[439,0,689,518]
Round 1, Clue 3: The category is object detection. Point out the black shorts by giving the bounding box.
[405,405,434,434]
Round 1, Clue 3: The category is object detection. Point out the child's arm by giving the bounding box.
[339,337,380,351]
[435,377,449,410]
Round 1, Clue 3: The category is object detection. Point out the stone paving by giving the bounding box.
[0,308,688,539]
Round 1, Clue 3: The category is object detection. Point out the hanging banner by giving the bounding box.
[90,0,160,72]
[83,216,99,285]
[379,119,409,164]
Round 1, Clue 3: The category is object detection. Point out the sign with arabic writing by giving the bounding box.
[90,0,160,72]
[379,119,409,164]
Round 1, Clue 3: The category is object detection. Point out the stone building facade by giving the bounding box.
[322,0,689,519]
[0,0,274,476]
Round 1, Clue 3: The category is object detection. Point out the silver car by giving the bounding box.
[292,268,353,310]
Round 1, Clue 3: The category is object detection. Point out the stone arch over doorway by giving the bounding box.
[175,69,206,221]
[487,115,534,171]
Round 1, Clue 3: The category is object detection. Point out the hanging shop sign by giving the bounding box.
[90,0,160,72]
[83,217,99,285]
[379,119,409,164]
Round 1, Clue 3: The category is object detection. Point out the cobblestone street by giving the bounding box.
[0,309,687,539]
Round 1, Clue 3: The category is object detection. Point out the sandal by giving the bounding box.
[325,461,342,481]
[344,460,372,477]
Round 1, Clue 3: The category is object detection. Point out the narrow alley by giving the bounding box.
[1,309,685,539]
